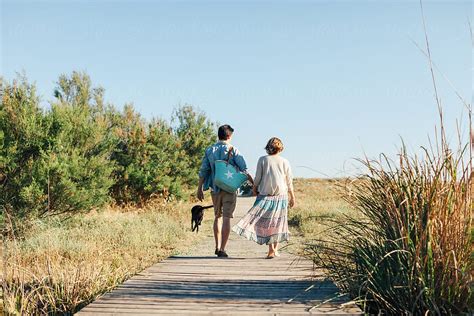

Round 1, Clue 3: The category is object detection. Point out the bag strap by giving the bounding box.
[225,146,234,164]
[224,145,246,175]
[226,146,242,172]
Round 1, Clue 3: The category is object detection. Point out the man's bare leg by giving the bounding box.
[220,217,231,251]
[214,216,222,251]
[211,193,221,252]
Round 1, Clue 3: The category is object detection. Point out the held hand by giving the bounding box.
[252,187,258,197]
[197,188,204,202]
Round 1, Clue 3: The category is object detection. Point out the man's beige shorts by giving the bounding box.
[211,190,237,218]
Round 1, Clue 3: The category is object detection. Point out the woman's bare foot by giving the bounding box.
[272,242,280,257]
[266,250,276,258]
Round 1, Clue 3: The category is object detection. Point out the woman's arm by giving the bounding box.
[286,160,295,207]
[288,189,296,208]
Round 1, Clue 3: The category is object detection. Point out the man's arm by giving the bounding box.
[232,148,254,184]
[197,151,210,202]
[197,177,205,202]
[232,148,248,172]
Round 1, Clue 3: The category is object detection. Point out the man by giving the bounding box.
[197,124,252,257]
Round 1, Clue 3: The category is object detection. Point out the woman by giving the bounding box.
[232,137,296,258]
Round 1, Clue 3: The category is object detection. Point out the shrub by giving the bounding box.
[109,105,190,203]
[46,72,116,215]
[1,76,51,223]
[109,105,216,204]
[172,105,216,186]
[1,72,115,224]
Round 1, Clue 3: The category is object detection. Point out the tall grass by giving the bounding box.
[305,142,472,314]
[2,198,203,315]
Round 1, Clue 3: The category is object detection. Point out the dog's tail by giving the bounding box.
[202,205,213,210]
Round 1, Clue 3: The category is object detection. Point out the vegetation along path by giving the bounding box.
[78,197,362,315]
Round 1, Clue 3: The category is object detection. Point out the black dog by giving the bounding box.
[191,205,213,233]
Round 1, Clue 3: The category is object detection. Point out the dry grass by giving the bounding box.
[2,197,208,315]
[288,178,356,238]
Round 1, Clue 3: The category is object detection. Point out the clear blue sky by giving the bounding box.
[1,0,472,177]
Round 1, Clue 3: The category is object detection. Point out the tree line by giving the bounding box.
[0,71,216,224]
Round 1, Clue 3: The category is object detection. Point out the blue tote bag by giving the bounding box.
[214,147,248,193]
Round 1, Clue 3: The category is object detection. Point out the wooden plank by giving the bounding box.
[77,197,362,315]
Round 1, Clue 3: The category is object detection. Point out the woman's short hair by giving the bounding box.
[265,137,284,155]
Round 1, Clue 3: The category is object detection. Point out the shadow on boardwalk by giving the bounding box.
[99,279,338,303]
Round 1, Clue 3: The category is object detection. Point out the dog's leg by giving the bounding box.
[197,218,203,233]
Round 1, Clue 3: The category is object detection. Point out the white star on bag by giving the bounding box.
[225,170,234,179]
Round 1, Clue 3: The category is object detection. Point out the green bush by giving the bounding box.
[172,105,216,186]
[1,73,115,222]
[1,72,216,223]
[109,105,186,203]
[1,76,51,220]
[109,104,215,204]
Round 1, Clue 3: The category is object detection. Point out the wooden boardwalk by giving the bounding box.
[78,197,362,315]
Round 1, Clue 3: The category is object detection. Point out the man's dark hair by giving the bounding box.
[218,124,234,140]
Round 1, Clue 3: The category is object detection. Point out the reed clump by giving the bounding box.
[305,143,473,314]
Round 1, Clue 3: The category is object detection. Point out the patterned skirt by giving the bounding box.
[232,195,290,245]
